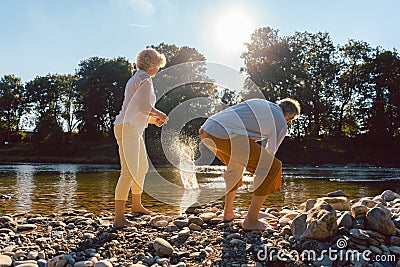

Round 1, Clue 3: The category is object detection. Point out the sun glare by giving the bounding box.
[214,9,254,53]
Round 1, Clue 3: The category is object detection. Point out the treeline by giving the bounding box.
[0,27,399,163]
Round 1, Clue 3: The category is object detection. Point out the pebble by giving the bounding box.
[1,192,400,266]
[152,238,174,256]
[174,219,189,228]
[188,223,201,231]
[16,224,37,232]
[188,217,203,226]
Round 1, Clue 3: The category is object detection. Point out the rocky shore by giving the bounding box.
[1,190,400,267]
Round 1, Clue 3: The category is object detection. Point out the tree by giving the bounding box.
[241,28,338,137]
[334,40,372,136]
[241,27,293,101]
[287,31,338,137]
[364,49,400,137]
[76,57,132,140]
[59,74,80,140]
[25,74,65,142]
[0,75,28,143]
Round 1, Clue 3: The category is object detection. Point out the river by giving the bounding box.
[1,163,400,215]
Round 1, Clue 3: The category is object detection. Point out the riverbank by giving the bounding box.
[0,190,400,267]
[1,136,400,167]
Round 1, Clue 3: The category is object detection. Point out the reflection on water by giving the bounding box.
[0,163,400,215]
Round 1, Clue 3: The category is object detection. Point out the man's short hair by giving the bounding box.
[277,98,301,120]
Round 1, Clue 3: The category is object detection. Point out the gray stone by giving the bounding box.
[226,233,241,240]
[300,199,317,212]
[178,229,190,237]
[366,207,396,235]
[389,246,400,255]
[317,197,351,211]
[26,251,38,260]
[199,212,216,222]
[364,229,386,240]
[351,205,369,219]
[174,219,189,228]
[357,198,378,208]
[350,228,370,240]
[391,236,400,246]
[291,214,307,239]
[188,217,203,226]
[338,212,354,228]
[230,239,244,245]
[17,224,37,232]
[37,259,46,267]
[208,218,223,225]
[380,190,400,202]
[14,261,38,267]
[369,245,383,254]
[300,201,339,241]
[152,220,168,228]
[327,190,346,197]
[94,260,113,267]
[74,261,93,267]
[188,223,201,231]
[47,255,67,267]
[153,238,174,256]
[0,216,13,224]
[313,254,333,267]
[0,255,12,267]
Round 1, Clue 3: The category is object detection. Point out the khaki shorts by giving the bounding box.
[199,128,282,196]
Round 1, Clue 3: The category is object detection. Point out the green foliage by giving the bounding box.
[0,75,27,142]
[75,57,132,140]
[241,27,400,138]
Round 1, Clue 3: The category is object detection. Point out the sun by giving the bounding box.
[214,9,254,53]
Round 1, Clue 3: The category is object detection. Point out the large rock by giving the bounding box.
[318,197,351,211]
[357,198,377,208]
[337,212,354,228]
[366,207,396,235]
[291,214,307,239]
[0,255,12,267]
[299,199,317,212]
[0,216,13,224]
[294,201,338,241]
[351,205,370,219]
[153,238,174,256]
[380,190,400,202]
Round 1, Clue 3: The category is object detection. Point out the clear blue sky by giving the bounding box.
[1,0,399,82]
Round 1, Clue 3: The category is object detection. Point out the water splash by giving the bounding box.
[162,131,200,209]
[178,136,199,190]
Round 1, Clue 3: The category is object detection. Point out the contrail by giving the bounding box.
[129,23,150,28]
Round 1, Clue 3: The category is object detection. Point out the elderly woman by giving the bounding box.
[113,48,168,227]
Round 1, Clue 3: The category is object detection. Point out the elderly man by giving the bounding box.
[199,98,300,231]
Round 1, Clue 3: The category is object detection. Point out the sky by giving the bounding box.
[1,0,399,83]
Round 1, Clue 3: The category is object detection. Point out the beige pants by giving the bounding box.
[114,124,149,200]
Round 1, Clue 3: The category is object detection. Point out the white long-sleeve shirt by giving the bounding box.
[201,99,287,154]
[114,70,156,134]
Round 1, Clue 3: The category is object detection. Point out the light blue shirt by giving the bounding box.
[201,99,287,154]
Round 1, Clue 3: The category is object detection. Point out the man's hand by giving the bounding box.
[154,118,165,127]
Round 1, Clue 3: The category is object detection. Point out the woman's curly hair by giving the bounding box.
[135,48,166,72]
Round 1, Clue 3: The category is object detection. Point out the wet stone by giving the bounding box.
[17,224,37,232]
